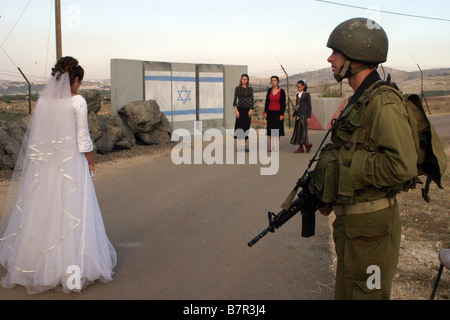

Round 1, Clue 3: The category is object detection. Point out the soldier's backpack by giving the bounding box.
[367,77,447,202]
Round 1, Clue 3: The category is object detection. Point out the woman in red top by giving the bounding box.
[264,76,286,152]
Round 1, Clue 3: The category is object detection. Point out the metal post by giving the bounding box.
[417,63,431,115]
[279,64,292,128]
[18,67,32,114]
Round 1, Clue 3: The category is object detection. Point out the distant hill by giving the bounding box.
[251,67,450,97]
[0,80,110,96]
[252,67,450,87]
[1,67,449,97]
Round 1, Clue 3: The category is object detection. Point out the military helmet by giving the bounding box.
[327,17,389,64]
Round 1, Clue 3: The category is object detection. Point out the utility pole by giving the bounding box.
[55,0,62,60]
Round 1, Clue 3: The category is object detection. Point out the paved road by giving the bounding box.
[429,113,450,139]
[0,128,335,300]
[0,113,448,300]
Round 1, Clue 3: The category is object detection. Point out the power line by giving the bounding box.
[0,0,33,77]
[0,0,33,48]
[315,0,450,22]
[0,68,46,82]
[1,48,18,69]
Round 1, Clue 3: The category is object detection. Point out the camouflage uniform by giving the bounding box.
[331,71,417,299]
[310,18,418,299]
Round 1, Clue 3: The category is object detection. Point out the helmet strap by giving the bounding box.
[335,60,371,82]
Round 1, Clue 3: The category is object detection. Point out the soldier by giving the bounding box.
[310,18,418,299]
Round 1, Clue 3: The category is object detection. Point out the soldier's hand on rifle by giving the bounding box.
[319,203,333,216]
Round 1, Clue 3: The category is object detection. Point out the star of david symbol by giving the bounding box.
[177,86,191,104]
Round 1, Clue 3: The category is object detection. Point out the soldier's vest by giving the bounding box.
[310,80,447,204]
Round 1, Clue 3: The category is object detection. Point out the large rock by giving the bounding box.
[108,115,136,149]
[87,111,103,142]
[95,121,124,154]
[95,115,136,153]
[14,114,32,134]
[79,89,102,114]
[80,90,135,153]
[1,121,25,144]
[138,129,170,145]
[0,118,31,170]
[1,93,173,170]
[118,100,163,134]
[159,114,172,134]
[0,126,21,170]
[117,100,171,145]
[137,113,172,145]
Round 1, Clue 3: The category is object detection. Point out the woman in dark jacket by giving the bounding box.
[264,75,286,152]
[233,74,254,152]
[290,80,312,153]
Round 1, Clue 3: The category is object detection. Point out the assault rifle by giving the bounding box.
[247,172,321,247]
[247,127,335,248]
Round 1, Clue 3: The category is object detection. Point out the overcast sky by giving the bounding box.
[1,0,449,82]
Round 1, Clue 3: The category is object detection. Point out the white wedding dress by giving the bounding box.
[0,73,117,294]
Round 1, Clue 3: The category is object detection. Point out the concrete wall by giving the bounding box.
[111,59,247,132]
[223,65,248,131]
[111,59,144,116]
[309,98,346,130]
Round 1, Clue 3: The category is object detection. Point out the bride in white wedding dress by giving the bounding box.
[0,57,117,294]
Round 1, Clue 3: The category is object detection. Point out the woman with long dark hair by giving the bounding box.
[264,76,286,152]
[290,80,313,153]
[233,74,254,152]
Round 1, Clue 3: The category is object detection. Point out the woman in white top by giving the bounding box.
[0,57,117,294]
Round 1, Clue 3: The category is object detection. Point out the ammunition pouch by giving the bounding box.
[310,96,366,204]
[309,143,340,203]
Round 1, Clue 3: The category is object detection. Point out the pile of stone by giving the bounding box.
[0,89,171,170]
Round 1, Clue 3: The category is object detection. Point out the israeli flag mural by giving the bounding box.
[172,71,197,122]
[144,70,172,120]
[145,67,224,123]
[145,70,197,122]
[199,72,224,121]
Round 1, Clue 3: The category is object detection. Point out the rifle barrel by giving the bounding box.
[247,226,272,247]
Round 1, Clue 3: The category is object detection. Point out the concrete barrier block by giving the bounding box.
[308,98,345,130]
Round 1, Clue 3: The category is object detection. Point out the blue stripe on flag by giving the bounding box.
[199,77,223,83]
[199,108,224,114]
[162,110,196,116]
[145,76,196,82]
[145,76,171,81]
[145,76,223,83]
[162,108,224,116]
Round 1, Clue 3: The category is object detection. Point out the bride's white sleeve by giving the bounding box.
[73,96,94,153]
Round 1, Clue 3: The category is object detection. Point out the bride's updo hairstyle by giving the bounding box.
[51,56,84,85]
